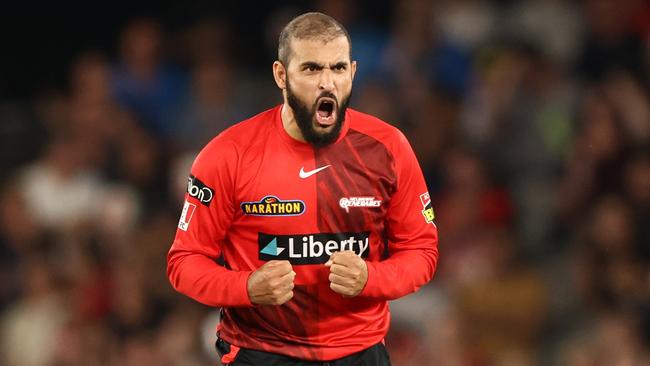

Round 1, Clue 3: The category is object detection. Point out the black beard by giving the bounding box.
[286,80,350,148]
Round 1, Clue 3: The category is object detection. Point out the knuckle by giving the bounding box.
[260,270,270,281]
[278,292,292,305]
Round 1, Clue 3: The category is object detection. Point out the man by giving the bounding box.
[167,12,438,365]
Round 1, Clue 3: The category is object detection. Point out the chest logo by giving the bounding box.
[339,197,382,212]
[241,196,306,216]
[299,165,331,178]
[258,232,370,265]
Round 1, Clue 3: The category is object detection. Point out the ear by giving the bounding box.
[273,61,287,90]
[350,60,357,82]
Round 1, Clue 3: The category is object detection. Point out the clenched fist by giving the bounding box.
[247,260,296,305]
[325,251,368,297]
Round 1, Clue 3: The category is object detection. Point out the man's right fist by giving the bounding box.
[247,260,295,305]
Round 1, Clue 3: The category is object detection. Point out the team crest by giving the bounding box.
[339,197,382,213]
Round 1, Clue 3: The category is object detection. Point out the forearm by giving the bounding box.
[359,245,438,301]
[167,248,253,307]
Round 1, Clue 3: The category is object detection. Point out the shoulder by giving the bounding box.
[193,106,278,171]
[346,108,410,152]
[197,107,277,159]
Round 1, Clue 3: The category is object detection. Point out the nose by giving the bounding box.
[318,69,335,92]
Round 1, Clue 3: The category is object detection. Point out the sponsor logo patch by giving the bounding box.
[258,232,370,265]
[299,165,331,178]
[241,196,305,216]
[187,175,214,206]
[178,200,196,231]
[339,196,382,213]
[420,192,435,224]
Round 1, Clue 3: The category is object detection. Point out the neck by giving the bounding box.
[281,102,306,142]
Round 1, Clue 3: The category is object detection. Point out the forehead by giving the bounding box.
[288,36,350,66]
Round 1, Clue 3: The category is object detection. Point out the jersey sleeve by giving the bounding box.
[360,131,439,300]
[167,138,254,307]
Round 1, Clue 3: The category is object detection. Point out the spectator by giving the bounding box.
[112,18,188,138]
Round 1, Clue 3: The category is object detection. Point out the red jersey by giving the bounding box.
[167,105,439,361]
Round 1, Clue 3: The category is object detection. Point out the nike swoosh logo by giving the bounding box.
[299,165,331,179]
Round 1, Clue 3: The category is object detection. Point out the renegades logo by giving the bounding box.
[241,196,306,216]
[339,196,382,213]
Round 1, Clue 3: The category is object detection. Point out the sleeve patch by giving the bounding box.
[420,192,435,224]
[187,174,215,206]
[178,200,197,231]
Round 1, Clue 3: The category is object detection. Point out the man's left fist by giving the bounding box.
[325,250,368,297]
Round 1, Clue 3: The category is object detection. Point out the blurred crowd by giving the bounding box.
[0,0,649,365]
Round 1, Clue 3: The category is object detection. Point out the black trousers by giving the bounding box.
[216,338,392,366]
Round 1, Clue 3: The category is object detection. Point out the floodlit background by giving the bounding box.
[0,0,649,365]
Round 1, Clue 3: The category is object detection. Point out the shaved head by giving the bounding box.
[278,12,351,66]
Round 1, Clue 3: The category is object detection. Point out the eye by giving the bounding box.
[307,65,317,72]
[334,64,346,71]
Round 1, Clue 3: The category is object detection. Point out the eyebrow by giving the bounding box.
[299,61,349,70]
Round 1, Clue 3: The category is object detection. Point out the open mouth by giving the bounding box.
[315,97,337,127]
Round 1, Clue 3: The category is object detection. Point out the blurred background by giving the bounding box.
[0,0,649,365]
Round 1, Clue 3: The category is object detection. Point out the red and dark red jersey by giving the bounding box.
[167,105,439,361]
